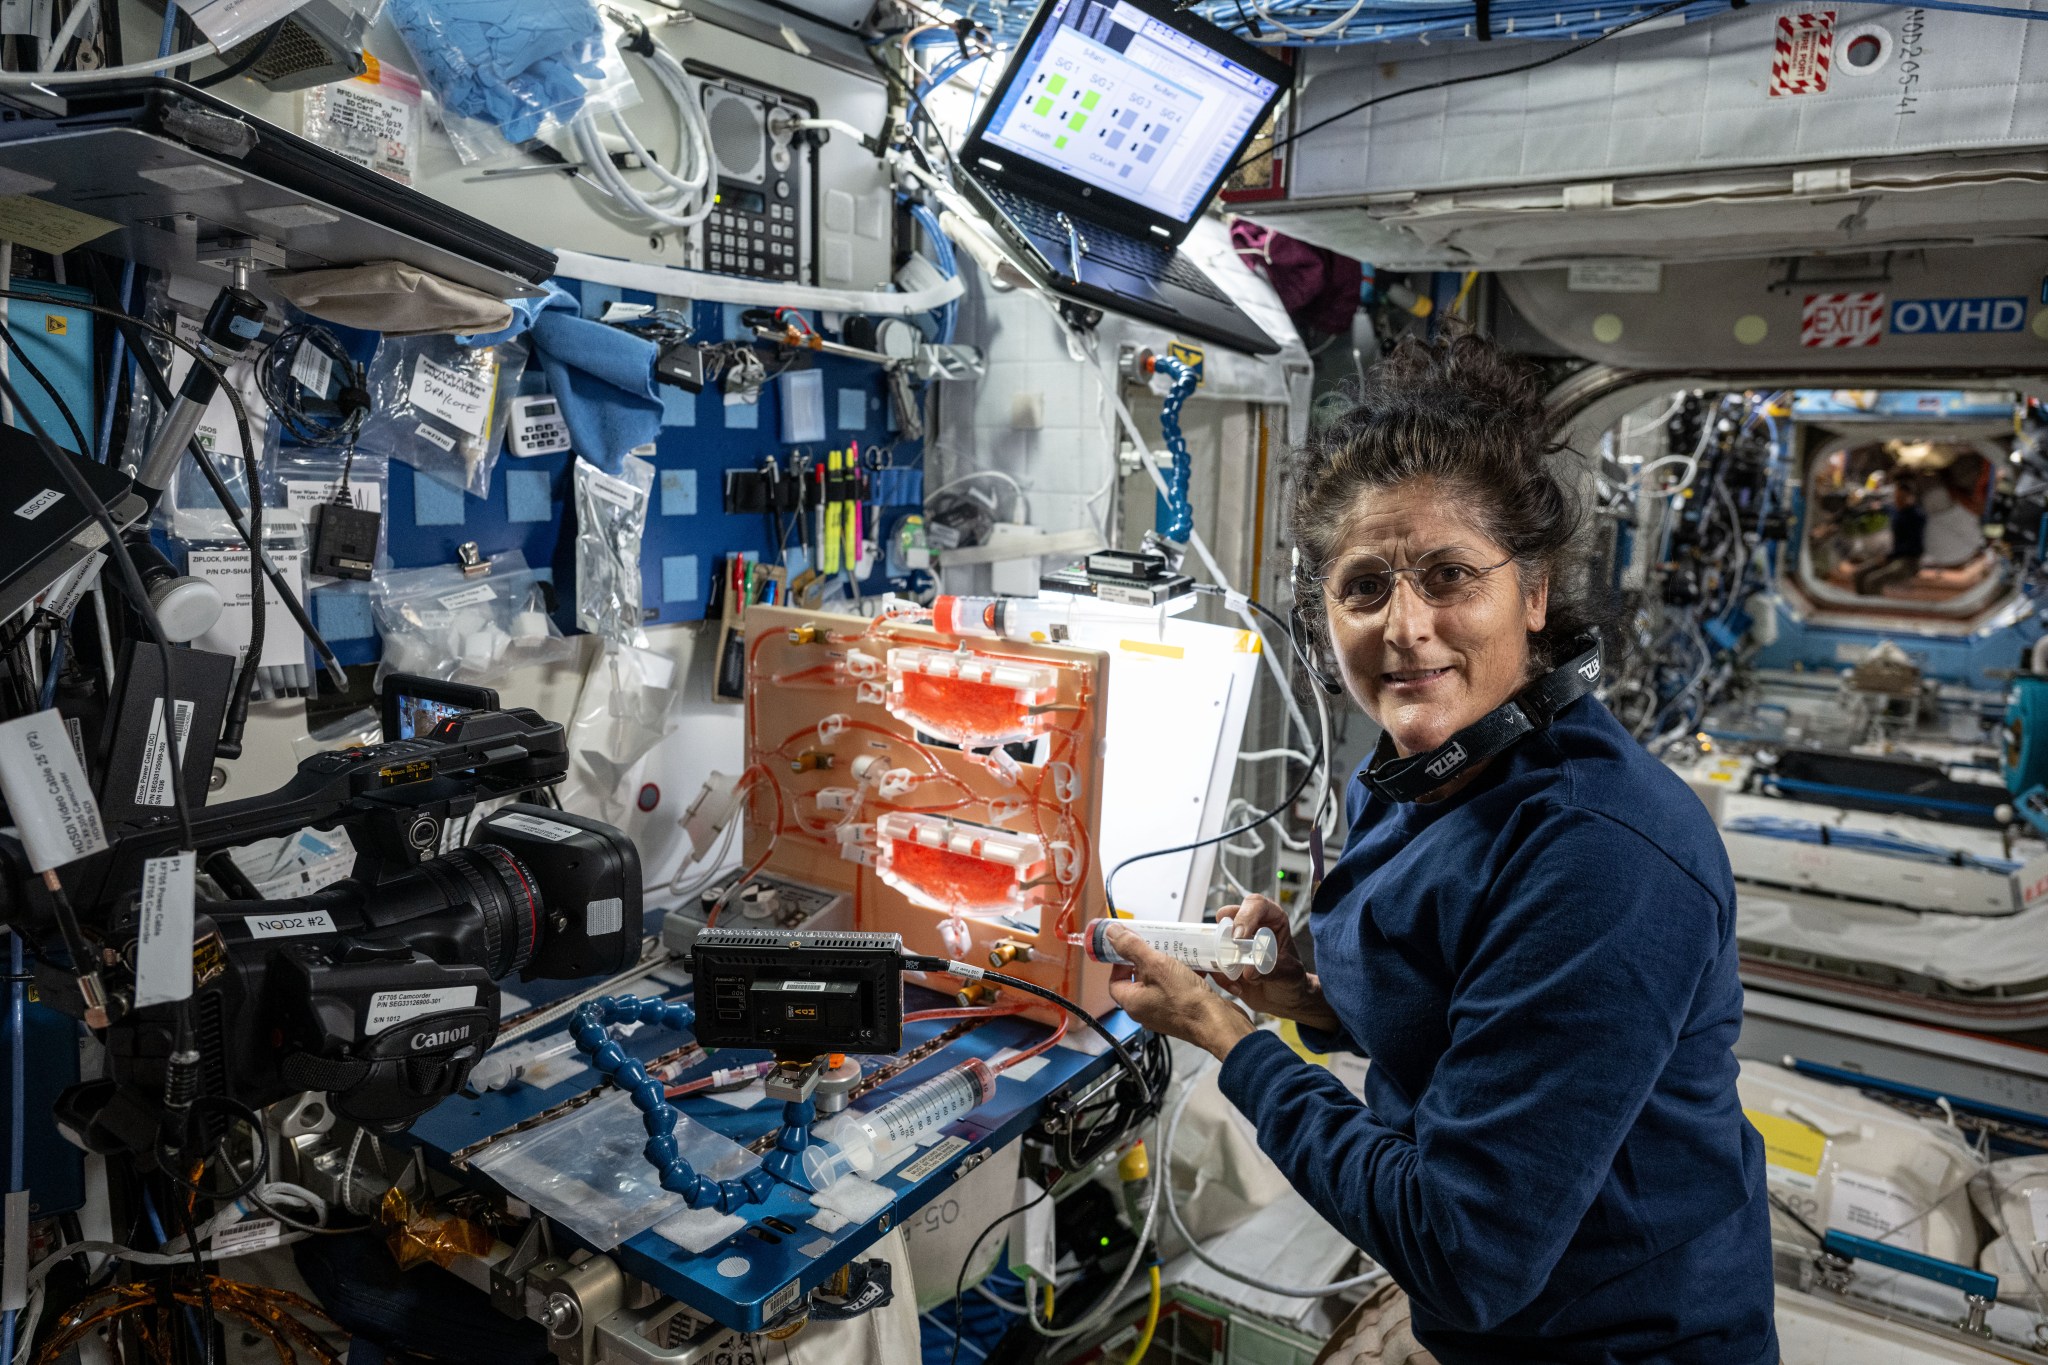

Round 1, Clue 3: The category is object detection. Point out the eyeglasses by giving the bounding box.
[1315,551,1514,616]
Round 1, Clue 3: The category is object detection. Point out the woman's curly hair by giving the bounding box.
[1289,329,1613,674]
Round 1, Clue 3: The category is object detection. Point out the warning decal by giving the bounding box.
[1771,10,1836,96]
[1801,293,1885,347]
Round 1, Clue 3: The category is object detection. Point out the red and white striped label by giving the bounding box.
[1801,293,1886,347]
[1770,10,1836,96]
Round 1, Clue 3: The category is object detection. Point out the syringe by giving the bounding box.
[1080,918,1278,979]
[802,1058,997,1188]
[468,1035,583,1092]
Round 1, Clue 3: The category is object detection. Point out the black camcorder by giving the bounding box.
[0,702,643,1155]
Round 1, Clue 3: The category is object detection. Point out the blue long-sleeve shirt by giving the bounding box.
[1218,695,1777,1364]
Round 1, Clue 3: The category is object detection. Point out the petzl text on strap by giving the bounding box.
[1362,638,1602,803]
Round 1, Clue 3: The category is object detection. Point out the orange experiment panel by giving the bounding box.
[737,603,1114,1018]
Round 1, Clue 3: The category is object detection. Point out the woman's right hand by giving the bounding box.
[1212,894,1341,1033]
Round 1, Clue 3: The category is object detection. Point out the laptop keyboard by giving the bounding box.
[987,186,1227,303]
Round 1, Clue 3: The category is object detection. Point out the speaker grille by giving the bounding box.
[703,87,767,184]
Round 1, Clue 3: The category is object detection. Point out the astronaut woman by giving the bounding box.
[1106,333,1778,1365]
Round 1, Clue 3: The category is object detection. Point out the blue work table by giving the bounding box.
[409,971,1142,1333]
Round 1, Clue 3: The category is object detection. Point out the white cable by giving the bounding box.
[664,814,741,899]
[28,1234,312,1288]
[975,1284,1030,1314]
[0,39,216,85]
[1239,748,1312,765]
[9,1283,41,1365]
[1252,0,1371,38]
[1164,1055,1389,1296]
[1615,390,1687,442]
[40,0,96,72]
[1024,1121,1162,1340]
[926,469,1029,522]
[568,35,716,230]
[787,116,874,144]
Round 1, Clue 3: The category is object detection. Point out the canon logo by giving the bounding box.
[411,1025,472,1051]
[1423,743,1467,780]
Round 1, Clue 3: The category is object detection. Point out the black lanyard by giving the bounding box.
[1361,638,1602,804]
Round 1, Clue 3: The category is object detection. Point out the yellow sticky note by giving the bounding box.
[1746,1108,1826,1183]
[0,195,116,255]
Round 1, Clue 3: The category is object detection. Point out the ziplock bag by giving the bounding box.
[357,333,526,497]
[385,0,639,163]
[267,448,391,580]
[371,549,569,685]
[574,455,655,649]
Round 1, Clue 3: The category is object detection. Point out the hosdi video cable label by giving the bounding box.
[365,986,477,1032]
[0,708,108,871]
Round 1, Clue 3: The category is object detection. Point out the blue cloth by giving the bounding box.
[385,0,606,144]
[464,282,662,475]
[1218,696,1777,1364]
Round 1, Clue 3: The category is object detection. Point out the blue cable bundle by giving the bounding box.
[907,202,960,345]
[570,995,796,1213]
[1153,355,1199,543]
[1723,814,2020,874]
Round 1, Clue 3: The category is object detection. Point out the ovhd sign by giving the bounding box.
[1891,297,2028,335]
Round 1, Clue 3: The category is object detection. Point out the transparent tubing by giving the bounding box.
[802,1058,996,1188]
[1082,918,1278,979]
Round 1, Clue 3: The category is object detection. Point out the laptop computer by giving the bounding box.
[958,0,1291,356]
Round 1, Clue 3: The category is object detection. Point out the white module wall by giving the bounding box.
[1287,1,2048,200]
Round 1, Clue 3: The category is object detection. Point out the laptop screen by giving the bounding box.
[976,0,1280,225]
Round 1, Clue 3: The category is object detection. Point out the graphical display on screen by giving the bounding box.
[394,694,470,741]
[980,0,1277,222]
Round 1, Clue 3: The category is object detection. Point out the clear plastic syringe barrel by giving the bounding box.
[1082,918,1279,978]
[801,1058,997,1188]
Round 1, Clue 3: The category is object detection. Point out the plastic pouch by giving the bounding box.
[469,1088,759,1250]
[385,0,640,163]
[565,641,677,822]
[574,455,655,649]
[299,57,423,185]
[371,549,569,685]
[268,448,391,579]
[358,334,526,497]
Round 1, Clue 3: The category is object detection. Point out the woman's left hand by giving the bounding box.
[1104,926,1257,1062]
